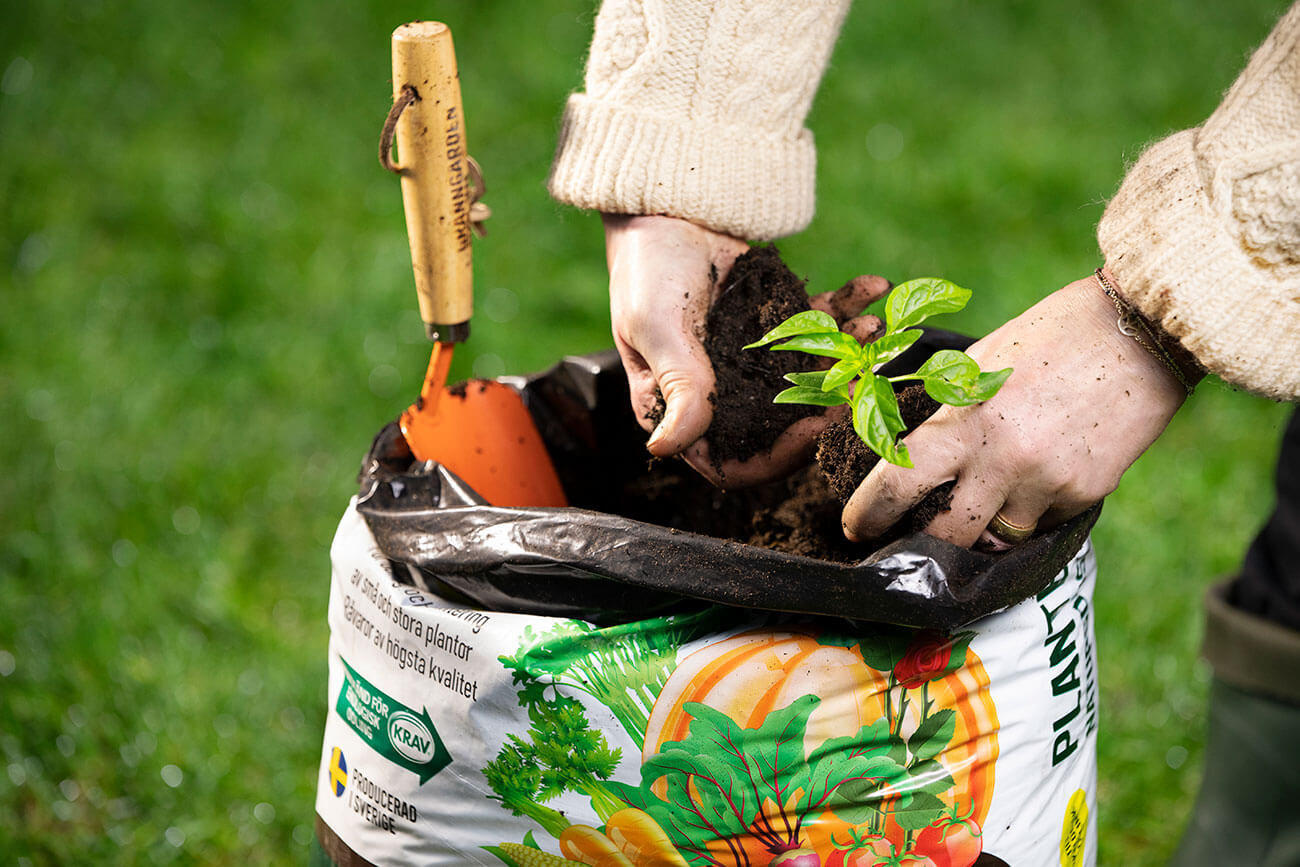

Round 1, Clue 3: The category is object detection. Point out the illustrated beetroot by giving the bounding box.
[770,848,821,867]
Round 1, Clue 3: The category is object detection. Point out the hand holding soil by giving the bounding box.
[605,216,888,487]
[603,214,749,456]
[843,271,1189,547]
[690,251,890,487]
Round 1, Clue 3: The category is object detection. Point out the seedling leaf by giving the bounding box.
[784,370,829,388]
[885,278,971,333]
[768,331,862,360]
[774,386,850,407]
[916,349,980,387]
[823,357,864,392]
[748,277,1010,468]
[974,367,1014,397]
[866,329,923,369]
[922,378,979,407]
[852,377,912,468]
[917,350,1011,406]
[743,310,839,349]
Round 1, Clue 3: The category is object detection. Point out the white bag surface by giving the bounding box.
[315,500,1098,867]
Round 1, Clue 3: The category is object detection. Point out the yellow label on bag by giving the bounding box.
[1060,788,1089,867]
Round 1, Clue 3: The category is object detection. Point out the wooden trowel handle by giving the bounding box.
[391,21,473,343]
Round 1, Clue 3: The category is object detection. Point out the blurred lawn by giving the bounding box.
[0,0,1292,864]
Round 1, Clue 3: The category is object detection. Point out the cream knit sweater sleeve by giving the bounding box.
[547,0,852,241]
[1098,3,1300,400]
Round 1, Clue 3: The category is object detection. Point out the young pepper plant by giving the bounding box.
[744,278,1012,468]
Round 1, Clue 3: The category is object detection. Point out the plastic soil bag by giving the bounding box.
[313,350,1100,867]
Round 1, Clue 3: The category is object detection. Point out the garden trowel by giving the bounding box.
[386,21,565,508]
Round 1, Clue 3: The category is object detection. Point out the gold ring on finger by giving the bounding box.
[986,511,1037,546]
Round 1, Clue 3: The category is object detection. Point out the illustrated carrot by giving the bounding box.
[605,808,691,867]
[558,824,635,867]
[495,841,577,866]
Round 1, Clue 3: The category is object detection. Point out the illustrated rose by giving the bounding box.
[893,631,957,690]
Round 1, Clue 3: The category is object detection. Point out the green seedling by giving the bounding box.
[744,278,1012,468]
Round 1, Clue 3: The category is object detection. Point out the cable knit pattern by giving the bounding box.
[1234,161,1300,266]
[549,0,852,240]
[1099,2,1300,399]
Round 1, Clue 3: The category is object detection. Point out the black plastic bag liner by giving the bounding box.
[356,334,1100,630]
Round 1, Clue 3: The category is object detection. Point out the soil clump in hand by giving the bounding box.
[702,245,819,469]
[815,384,955,532]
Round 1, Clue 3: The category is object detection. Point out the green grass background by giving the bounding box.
[1,0,1293,863]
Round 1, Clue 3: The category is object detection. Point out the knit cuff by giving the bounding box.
[547,94,816,241]
[1098,130,1300,400]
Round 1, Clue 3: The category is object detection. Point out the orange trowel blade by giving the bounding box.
[400,344,567,508]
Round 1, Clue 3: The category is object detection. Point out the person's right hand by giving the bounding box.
[841,271,1191,549]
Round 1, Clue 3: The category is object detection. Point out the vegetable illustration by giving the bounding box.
[487,613,720,844]
[769,848,820,866]
[622,628,995,866]
[828,848,885,867]
[910,802,983,867]
[549,810,691,867]
[483,692,624,836]
[745,278,1012,467]
[614,696,914,865]
[500,616,709,746]
[643,631,897,763]
[892,632,965,691]
[559,824,635,866]
[873,854,936,867]
[605,808,692,866]
[825,830,893,866]
[485,623,999,867]
[492,840,578,866]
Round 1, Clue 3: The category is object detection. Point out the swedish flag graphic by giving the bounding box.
[329,747,348,797]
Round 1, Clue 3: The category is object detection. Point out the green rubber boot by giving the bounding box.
[1169,581,1300,867]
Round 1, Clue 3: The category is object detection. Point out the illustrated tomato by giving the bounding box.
[825,835,893,867]
[912,813,983,867]
[867,852,935,867]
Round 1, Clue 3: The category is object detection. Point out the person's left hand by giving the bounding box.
[604,213,890,489]
[841,271,1190,549]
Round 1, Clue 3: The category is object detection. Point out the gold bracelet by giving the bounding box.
[1093,269,1201,395]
